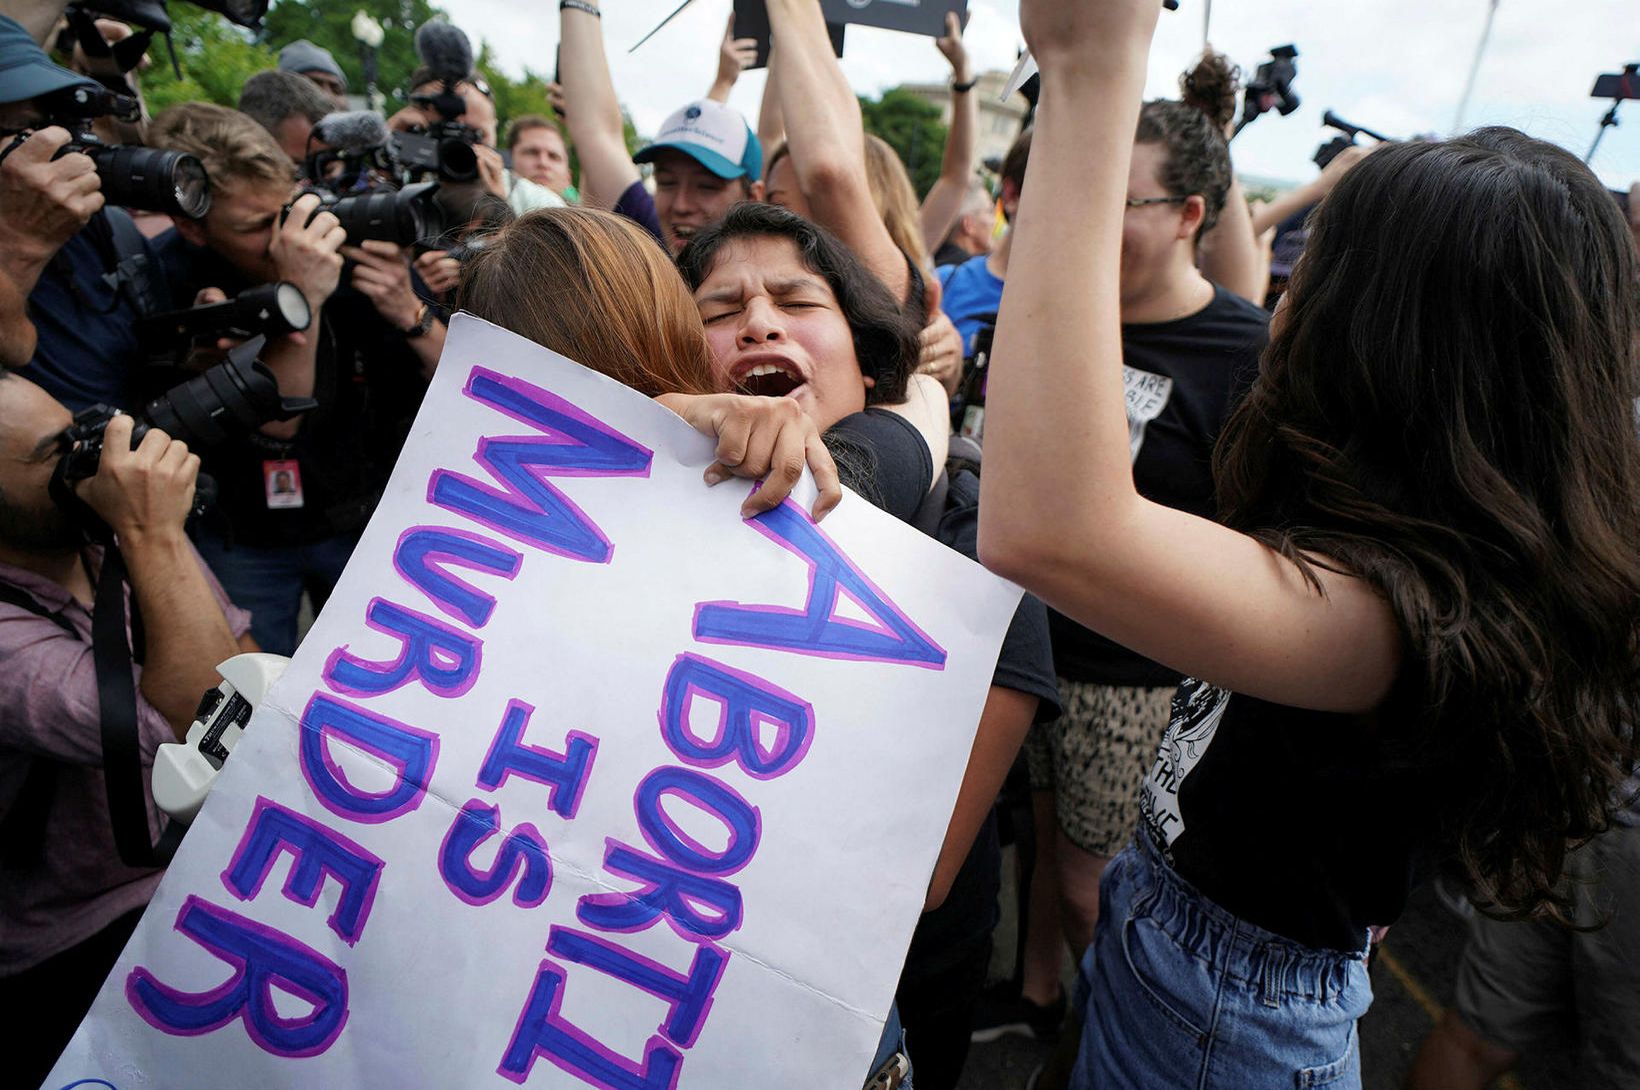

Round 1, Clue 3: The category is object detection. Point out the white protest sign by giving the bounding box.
[45,313,1022,1090]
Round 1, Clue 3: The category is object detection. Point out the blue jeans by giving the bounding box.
[865,1002,913,1089]
[1071,834,1372,1090]
[193,529,359,655]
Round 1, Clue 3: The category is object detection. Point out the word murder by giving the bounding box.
[122,366,948,1089]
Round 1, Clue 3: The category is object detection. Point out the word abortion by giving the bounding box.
[120,364,949,1089]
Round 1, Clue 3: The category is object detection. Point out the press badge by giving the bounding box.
[263,459,304,509]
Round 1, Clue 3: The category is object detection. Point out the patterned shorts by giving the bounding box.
[1023,679,1177,858]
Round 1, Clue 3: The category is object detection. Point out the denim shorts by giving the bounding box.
[1070,834,1373,1089]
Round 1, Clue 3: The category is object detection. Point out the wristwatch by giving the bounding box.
[402,303,436,339]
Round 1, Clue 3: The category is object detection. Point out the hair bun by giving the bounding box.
[1180,49,1240,134]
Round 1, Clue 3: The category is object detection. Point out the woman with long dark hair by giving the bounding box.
[978,2,1640,1087]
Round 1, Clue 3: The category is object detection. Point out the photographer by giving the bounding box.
[239,68,335,167]
[147,102,437,654]
[0,371,250,1088]
[0,15,150,411]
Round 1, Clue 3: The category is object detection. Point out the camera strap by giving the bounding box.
[100,207,164,321]
[93,547,182,868]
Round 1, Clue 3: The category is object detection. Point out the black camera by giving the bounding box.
[391,123,483,185]
[36,83,211,218]
[1234,45,1300,138]
[282,181,446,249]
[136,282,312,350]
[64,0,267,32]
[1313,110,1394,170]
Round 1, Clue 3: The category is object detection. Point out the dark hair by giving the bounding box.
[238,69,333,131]
[1215,127,1640,922]
[675,202,921,405]
[998,128,1032,218]
[1134,50,1237,236]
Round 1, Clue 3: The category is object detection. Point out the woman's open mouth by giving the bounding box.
[736,361,805,398]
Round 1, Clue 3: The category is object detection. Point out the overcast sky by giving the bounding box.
[443,0,1640,190]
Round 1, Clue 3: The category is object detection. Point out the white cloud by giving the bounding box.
[445,0,1640,188]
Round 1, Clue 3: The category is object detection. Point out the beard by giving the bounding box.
[0,491,82,554]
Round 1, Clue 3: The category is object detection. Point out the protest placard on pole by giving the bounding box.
[819,0,967,38]
[44,313,1022,1089]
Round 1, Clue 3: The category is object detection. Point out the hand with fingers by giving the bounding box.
[0,126,105,294]
[71,415,201,545]
[710,14,760,102]
[271,193,346,310]
[935,10,970,83]
[656,392,843,521]
[414,249,463,298]
[342,240,422,331]
[918,312,964,396]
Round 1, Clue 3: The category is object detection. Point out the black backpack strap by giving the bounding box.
[92,549,180,867]
[101,207,165,320]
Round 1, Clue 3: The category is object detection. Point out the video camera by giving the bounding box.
[1313,109,1396,170]
[391,18,505,186]
[1233,45,1300,138]
[34,83,210,218]
[49,344,317,536]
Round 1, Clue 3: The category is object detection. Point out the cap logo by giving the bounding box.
[685,105,702,121]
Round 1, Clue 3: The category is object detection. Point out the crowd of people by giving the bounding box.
[1,1,1638,1088]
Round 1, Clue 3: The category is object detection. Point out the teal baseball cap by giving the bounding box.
[0,15,97,106]
[634,99,763,181]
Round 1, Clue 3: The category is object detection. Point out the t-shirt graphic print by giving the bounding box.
[1139,677,1229,849]
[1122,365,1174,461]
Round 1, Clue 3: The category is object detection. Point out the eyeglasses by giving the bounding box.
[1125,195,1190,208]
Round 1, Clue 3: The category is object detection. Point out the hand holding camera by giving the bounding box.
[71,414,199,546]
[271,191,346,309]
[0,126,104,293]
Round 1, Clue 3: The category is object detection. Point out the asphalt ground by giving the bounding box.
[956,849,1579,1090]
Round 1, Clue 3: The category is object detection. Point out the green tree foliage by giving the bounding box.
[859,87,947,199]
[136,8,276,114]
[259,0,444,110]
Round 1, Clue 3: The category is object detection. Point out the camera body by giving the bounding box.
[153,653,290,824]
[37,84,212,218]
[391,120,484,185]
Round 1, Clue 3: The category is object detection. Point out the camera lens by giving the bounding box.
[329,182,444,247]
[142,351,293,448]
[86,144,213,219]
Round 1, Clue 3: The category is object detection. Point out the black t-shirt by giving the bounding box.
[823,411,1063,972]
[1051,285,1269,687]
[1138,678,1433,951]
[153,232,429,548]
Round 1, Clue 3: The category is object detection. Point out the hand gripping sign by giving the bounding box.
[45,314,1021,1090]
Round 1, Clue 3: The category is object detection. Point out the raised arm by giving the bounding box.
[976,3,1400,714]
[756,46,786,154]
[707,14,758,104]
[919,12,978,256]
[765,0,910,302]
[1198,173,1265,304]
[1250,143,1374,236]
[558,0,641,210]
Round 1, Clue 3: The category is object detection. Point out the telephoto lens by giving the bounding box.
[325,181,446,247]
[138,282,311,346]
[80,141,212,219]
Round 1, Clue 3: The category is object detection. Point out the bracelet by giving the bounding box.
[560,0,600,15]
[951,77,978,94]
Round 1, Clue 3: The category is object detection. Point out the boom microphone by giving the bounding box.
[314,110,391,155]
[414,19,475,85]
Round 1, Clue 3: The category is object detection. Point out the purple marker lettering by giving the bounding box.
[577,839,742,942]
[477,700,599,819]
[126,896,348,1058]
[437,798,554,909]
[430,368,653,564]
[499,958,682,1089]
[394,525,523,628]
[298,694,439,824]
[693,500,947,669]
[221,797,383,944]
[658,655,814,780]
[323,598,482,699]
[633,767,760,876]
[547,926,729,1049]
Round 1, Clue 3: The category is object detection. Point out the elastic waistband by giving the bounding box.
[1130,832,1367,1006]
